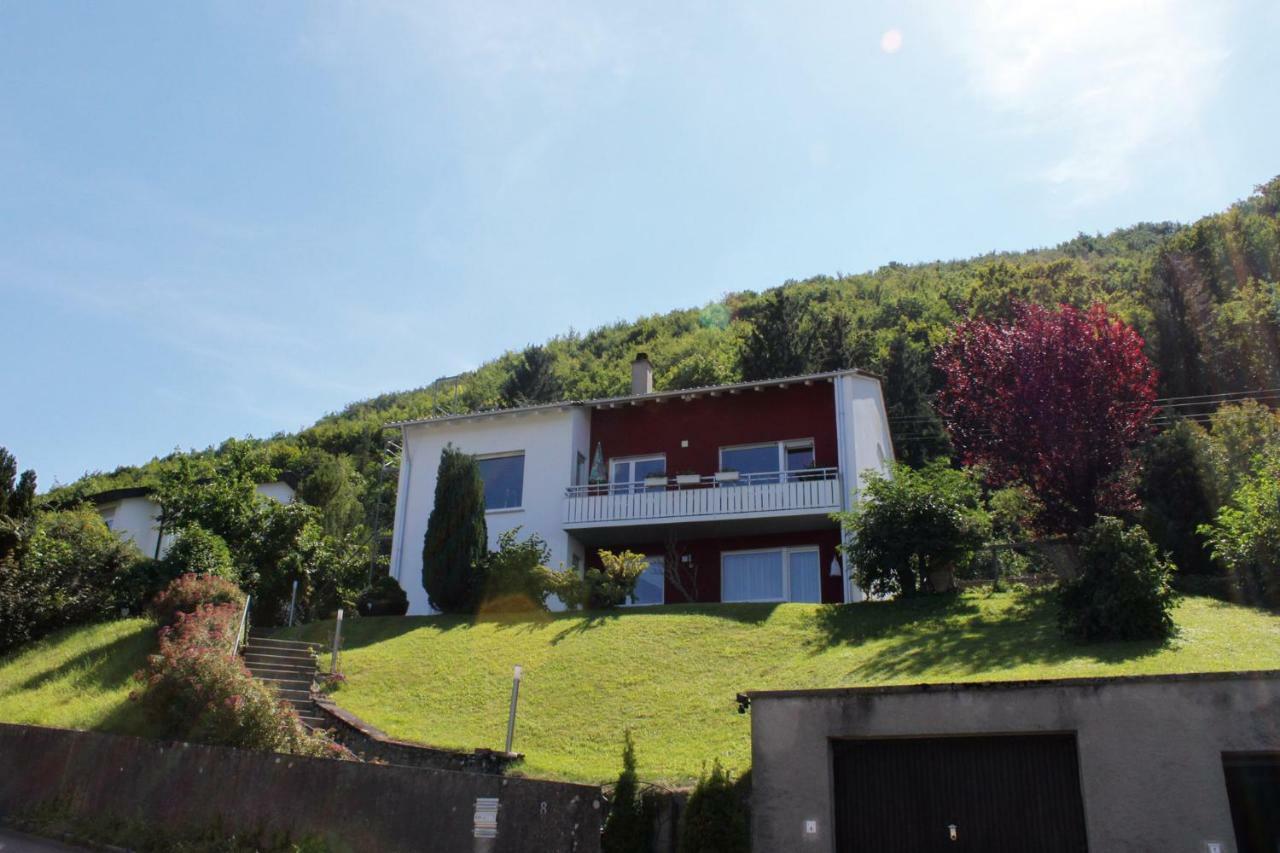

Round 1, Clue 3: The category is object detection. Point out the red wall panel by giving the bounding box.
[587,382,838,476]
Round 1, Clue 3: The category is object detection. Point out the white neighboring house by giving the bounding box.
[389,356,895,616]
[90,481,296,559]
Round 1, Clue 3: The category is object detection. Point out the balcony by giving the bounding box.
[562,468,843,532]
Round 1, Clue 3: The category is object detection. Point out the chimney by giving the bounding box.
[631,352,654,396]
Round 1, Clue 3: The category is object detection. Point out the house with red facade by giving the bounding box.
[387,355,894,614]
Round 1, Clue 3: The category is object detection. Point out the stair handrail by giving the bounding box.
[230,594,251,660]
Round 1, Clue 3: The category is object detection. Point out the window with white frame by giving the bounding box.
[477,452,524,511]
[625,556,665,606]
[609,454,666,493]
[719,439,815,484]
[721,547,821,603]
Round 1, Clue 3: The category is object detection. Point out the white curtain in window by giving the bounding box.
[788,550,821,603]
[723,551,784,601]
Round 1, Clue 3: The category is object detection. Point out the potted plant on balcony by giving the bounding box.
[643,471,668,489]
[714,468,740,484]
[675,470,701,487]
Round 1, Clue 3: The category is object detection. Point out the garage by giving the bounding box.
[744,672,1280,853]
[832,734,1088,853]
[1223,753,1280,853]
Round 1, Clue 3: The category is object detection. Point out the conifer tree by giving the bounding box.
[500,345,564,407]
[422,445,489,613]
[602,730,650,853]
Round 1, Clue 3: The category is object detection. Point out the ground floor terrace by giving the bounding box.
[576,527,848,605]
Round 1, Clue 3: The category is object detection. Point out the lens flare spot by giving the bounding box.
[880,28,903,54]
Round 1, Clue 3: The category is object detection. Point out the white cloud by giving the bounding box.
[939,0,1230,202]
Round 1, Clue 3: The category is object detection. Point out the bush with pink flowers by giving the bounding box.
[148,572,245,628]
[134,577,344,759]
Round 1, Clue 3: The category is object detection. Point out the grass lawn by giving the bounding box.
[281,591,1280,785]
[0,619,156,737]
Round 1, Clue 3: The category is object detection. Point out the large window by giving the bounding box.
[721,547,821,603]
[719,440,816,484]
[610,454,667,493]
[626,557,665,606]
[477,452,524,510]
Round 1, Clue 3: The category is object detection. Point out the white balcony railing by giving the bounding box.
[563,468,842,526]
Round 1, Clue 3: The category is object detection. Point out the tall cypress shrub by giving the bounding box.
[422,445,488,613]
[602,730,651,853]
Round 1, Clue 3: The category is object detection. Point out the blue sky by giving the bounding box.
[2,1,1278,488]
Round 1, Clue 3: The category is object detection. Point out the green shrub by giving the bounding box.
[481,528,557,612]
[1199,456,1280,605]
[836,462,990,597]
[357,574,410,617]
[602,730,652,853]
[161,524,237,581]
[149,573,246,628]
[0,507,141,654]
[677,761,749,853]
[546,549,649,610]
[1058,517,1176,642]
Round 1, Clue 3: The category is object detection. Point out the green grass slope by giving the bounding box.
[0,619,155,736]
[283,592,1280,784]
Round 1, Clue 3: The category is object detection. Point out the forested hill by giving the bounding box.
[48,177,1280,533]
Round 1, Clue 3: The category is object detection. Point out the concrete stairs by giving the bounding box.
[243,630,326,729]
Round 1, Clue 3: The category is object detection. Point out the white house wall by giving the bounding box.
[833,374,895,603]
[98,481,295,561]
[104,496,172,560]
[390,408,586,616]
[254,481,296,504]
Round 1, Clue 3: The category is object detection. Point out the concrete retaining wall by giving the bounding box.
[747,670,1280,853]
[0,724,601,852]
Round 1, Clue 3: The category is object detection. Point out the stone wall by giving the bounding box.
[0,723,601,853]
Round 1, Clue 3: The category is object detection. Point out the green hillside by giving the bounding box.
[281,591,1280,784]
[0,618,155,736]
[47,177,1280,531]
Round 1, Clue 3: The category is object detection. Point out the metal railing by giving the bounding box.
[563,467,842,525]
[230,594,251,659]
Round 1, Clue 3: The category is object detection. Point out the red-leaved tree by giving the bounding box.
[935,303,1157,534]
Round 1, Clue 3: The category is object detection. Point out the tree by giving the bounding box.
[299,453,367,539]
[602,730,650,853]
[836,462,989,598]
[1136,421,1221,575]
[160,524,236,581]
[882,334,950,467]
[500,345,564,407]
[677,761,749,853]
[1205,400,1280,497]
[422,445,488,613]
[0,448,37,559]
[1199,454,1280,605]
[0,448,36,522]
[935,302,1157,534]
[738,289,813,380]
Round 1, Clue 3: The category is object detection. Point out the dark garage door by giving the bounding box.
[833,734,1089,853]
[1223,753,1280,853]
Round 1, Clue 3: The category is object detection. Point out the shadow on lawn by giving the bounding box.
[12,626,156,694]
[809,589,1172,682]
